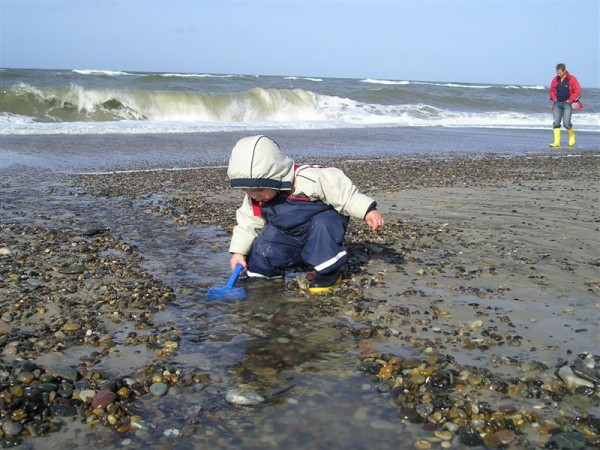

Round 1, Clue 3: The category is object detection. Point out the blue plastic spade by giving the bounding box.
[206,263,246,300]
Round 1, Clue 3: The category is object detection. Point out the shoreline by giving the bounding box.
[2,126,599,174]
[1,151,599,449]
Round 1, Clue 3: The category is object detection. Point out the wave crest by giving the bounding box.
[0,84,331,123]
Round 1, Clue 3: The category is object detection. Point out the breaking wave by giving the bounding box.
[1,81,598,135]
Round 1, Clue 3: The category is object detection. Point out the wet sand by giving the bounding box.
[1,150,599,448]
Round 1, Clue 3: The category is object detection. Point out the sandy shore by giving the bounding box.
[1,151,599,448]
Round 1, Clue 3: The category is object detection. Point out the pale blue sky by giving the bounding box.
[1,0,599,87]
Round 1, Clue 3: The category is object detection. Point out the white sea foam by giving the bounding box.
[0,112,34,124]
[3,103,598,136]
[504,85,546,90]
[413,81,492,89]
[362,79,495,89]
[361,79,410,85]
[72,69,132,76]
[284,76,323,82]
[157,73,240,78]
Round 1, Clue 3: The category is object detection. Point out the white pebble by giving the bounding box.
[225,388,265,406]
[557,365,594,389]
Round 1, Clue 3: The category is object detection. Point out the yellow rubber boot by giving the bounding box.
[567,128,575,147]
[549,128,561,148]
[308,273,342,295]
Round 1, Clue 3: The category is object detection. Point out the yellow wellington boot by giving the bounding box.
[549,128,561,148]
[567,128,576,147]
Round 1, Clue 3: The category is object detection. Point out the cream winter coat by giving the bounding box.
[227,135,376,255]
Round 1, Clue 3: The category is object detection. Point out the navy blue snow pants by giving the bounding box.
[247,196,350,278]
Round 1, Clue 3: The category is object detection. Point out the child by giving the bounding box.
[227,135,384,294]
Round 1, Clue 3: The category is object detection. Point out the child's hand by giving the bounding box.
[230,253,247,271]
[365,210,384,231]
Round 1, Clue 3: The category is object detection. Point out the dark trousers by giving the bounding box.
[247,209,349,277]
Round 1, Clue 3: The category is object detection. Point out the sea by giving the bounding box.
[1,69,599,449]
[1,68,599,172]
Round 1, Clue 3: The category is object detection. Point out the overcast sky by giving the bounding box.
[1,0,599,87]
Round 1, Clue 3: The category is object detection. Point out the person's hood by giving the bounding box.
[227,135,294,190]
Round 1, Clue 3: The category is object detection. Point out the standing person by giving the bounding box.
[549,63,582,148]
[226,135,385,294]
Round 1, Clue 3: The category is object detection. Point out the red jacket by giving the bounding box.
[549,71,582,103]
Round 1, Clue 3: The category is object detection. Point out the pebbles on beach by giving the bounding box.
[1,152,599,449]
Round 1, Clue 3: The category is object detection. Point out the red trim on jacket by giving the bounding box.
[549,71,582,103]
[251,200,262,216]
[250,164,321,216]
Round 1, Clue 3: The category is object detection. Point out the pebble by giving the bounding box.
[225,388,265,406]
[91,391,117,409]
[79,389,96,402]
[399,406,420,423]
[49,404,78,417]
[58,265,86,275]
[45,366,79,382]
[495,429,516,445]
[2,419,23,436]
[545,431,588,449]
[557,364,595,389]
[149,382,168,397]
[434,430,453,441]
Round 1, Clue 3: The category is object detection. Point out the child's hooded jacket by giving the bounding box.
[227,135,376,256]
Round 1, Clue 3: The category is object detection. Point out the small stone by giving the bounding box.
[416,402,434,418]
[37,382,58,392]
[495,429,516,445]
[79,389,96,402]
[149,382,168,397]
[83,227,106,236]
[459,425,483,446]
[414,440,431,449]
[117,387,130,398]
[50,404,77,417]
[434,430,453,441]
[58,265,86,275]
[45,366,79,382]
[375,382,391,393]
[557,365,595,389]
[2,419,23,436]
[225,388,265,406]
[545,432,587,449]
[10,409,27,421]
[399,406,420,423]
[17,372,35,384]
[91,390,117,409]
[107,414,118,425]
[38,374,56,383]
[498,404,517,414]
[10,386,23,397]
